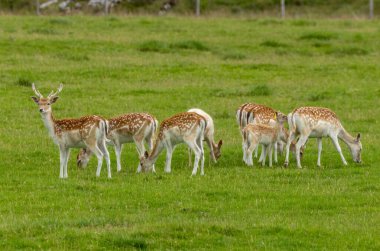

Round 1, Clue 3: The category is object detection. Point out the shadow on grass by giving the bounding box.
[308,91,331,101]
[28,27,60,35]
[221,51,247,60]
[101,235,147,250]
[213,84,271,98]
[15,77,32,87]
[138,40,209,53]
[325,47,369,56]
[260,40,290,48]
[299,32,337,41]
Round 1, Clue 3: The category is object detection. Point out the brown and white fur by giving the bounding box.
[31,84,111,178]
[187,108,222,165]
[242,112,288,167]
[140,112,206,176]
[284,107,362,168]
[236,103,287,163]
[76,113,158,173]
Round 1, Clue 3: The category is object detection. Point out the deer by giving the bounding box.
[187,108,223,166]
[284,106,362,168]
[76,113,158,173]
[242,112,291,167]
[31,84,111,178]
[139,112,206,176]
[236,103,292,163]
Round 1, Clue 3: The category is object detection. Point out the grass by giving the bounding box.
[0,16,379,250]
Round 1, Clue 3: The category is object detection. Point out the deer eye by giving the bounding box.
[47,102,51,105]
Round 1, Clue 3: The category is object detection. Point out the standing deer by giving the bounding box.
[31,84,111,178]
[242,112,289,167]
[284,106,362,168]
[236,103,288,163]
[140,112,206,176]
[187,108,222,166]
[76,113,158,173]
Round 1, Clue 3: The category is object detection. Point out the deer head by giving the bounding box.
[213,140,223,160]
[139,151,154,172]
[350,133,362,163]
[31,83,63,114]
[77,148,92,168]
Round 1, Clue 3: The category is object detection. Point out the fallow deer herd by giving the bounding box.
[31,84,362,179]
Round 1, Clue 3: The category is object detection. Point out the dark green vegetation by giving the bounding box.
[1,0,379,17]
[0,16,379,249]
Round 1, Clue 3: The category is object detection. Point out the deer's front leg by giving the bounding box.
[134,138,146,173]
[114,142,122,172]
[165,146,173,173]
[59,145,69,179]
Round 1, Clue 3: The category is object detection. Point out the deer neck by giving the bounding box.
[148,138,165,164]
[338,128,357,149]
[41,111,57,140]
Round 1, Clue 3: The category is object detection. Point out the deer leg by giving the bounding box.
[59,146,69,179]
[196,134,205,176]
[330,135,348,166]
[246,142,257,166]
[63,148,70,178]
[317,138,322,167]
[284,131,296,167]
[98,141,111,179]
[164,143,173,173]
[145,136,156,173]
[255,145,260,159]
[295,134,309,169]
[188,147,193,168]
[114,142,122,172]
[262,145,267,166]
[87,145,103,177]
[134,137,146,173]
[258,145,265,163]
[274,142,278,164]
[268,144,273,167]
[187,141,201,176]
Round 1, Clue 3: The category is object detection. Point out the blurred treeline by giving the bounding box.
[0,0,375,15]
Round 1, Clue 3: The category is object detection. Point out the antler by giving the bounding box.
[48,83,63,98]
[32,83,43,98]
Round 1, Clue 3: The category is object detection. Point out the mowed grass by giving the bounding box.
[0,15,379,250]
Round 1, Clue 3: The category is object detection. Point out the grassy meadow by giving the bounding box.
[0,16,379,250]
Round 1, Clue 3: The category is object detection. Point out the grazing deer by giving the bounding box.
[76,113,158,173]
[140,112,206,176]
[187,108,223,166]
[236,103,287,163]
[284,106,362,168]
[242,112,290,167]
[31,84,111,178]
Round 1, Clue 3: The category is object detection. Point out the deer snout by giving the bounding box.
[39,108,44,113]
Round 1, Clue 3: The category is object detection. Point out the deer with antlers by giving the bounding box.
[284,106,362,168]
[140,112,206,176]
[31,84,111,178]
[76,113,158,173]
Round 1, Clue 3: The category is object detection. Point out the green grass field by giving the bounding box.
[0,16,379,250]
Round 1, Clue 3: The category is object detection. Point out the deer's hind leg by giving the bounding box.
[84,137,104,177]
[98,139,111,178]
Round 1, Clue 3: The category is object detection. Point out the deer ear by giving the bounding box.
[218,140,223,147]
[31,96,39,104]
[356,133,361,142]
[144,151,149,158]
[50,96,59,104]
